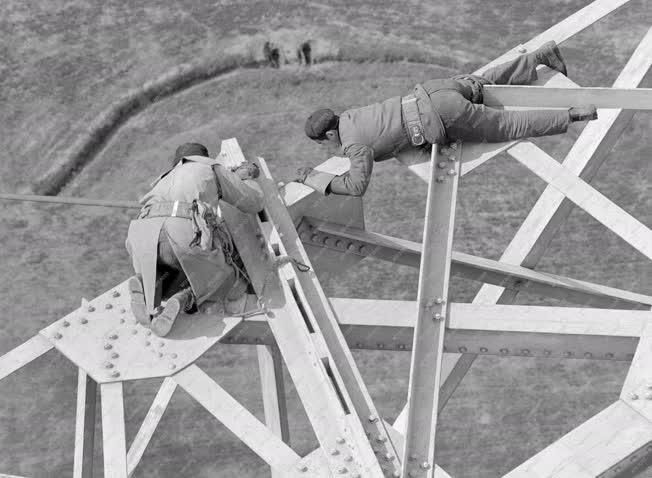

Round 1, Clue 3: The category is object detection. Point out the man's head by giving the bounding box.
[304,108,341,149]
[173,142,209,166]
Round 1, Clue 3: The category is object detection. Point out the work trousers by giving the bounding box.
[432,51,571,143]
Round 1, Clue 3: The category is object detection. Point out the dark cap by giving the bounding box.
[173,143,209,165]
[305,108,339,140]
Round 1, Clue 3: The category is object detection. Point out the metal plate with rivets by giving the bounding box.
[39,279,243,383]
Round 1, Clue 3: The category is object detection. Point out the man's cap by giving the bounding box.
[173,143,209,165]
[305,108,338,140]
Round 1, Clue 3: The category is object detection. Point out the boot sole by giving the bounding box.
[151,298,181,337]
[128,276,150,326]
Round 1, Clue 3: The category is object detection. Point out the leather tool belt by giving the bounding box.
[138,200,194,220]
[401,94,426,146]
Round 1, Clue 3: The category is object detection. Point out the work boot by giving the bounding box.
[569,105,598,122]
[150,287,194,337]
[535,40,567,76]
[127,274,150,326]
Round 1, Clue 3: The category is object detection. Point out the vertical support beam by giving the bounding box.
[127,378,177,477]
[100,382,127,478]
[73,369,97,478]
[402,144,461,477]
[257,344,290,477]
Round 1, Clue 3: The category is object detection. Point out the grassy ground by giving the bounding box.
[0,1,651,477]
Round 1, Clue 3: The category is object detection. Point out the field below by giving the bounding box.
[0,1,651,477]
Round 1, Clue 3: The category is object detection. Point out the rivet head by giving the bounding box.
[132,329,138,335]
[584,352,593,358]
[347,243,356,251]
[384,453,394,461]
[435,297,444,304]
[104,344,112,350]
[105,303,113,310]
[62,320,70,327]
[409,454,418,462]
[146,330,152,336]
[521,349,530,355]
[145,341,151,346]
[171,353,178,359]
[54,332,63,340]
[88,306,95,312]
[338,467,347,474]
[158,352,164,358]
[646,394,652,401]
[376,435,387,443]
[392,472,401,478]
[111,371,120,378]
[120,308,126,314]
[111,352,119,359]
[450,142,458,150]
[330,449,339,456]
[335,239,343,248]
[447,169,457,176]
[369,415,378,423]
[109,334,118,340]
[378,344,385,349]
[543,350,551,356]
[159,342,165,347]
[480,347,488,353]
[564,351,573,357]
[112,291,120,298]
[104,362,114,369]
[437,161,447,169]
[352,474,361,478]
[420,462,431,470]
[336,437,345,444]
[433,313,443,320]
[120,318,125,324]
[605,353,614,359]
[435,176,446,183]
[631,393,639,400]
[500,348,509,354]
[298,465,308,472]
[517,45,527,53]
[344,455,353,462]
[170,364,177,370]
[80,318,88,324]
[459,347,467,353]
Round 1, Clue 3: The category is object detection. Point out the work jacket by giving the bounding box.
[308,78,478,197]
[125,156,264,313]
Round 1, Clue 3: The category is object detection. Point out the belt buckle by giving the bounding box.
[408,123,425,146]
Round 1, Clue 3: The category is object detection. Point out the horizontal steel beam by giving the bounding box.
[300,219,652,310]
[483,85,652,110]
[221,299,645,361]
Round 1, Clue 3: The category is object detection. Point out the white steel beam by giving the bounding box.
[483,85,652,109]
[173,365,302,472]
[126,378,177,477]
[503,400,652,478]
[0,335,53,381]
[258,158,393,476]
[73,369,97,478]
[100,382,128,478]
[302,220,652,309]
[621,312,652,421]
[256,344,290,477]
[475,26,652,305]
[510,142,652,261]
[402,144,461,477]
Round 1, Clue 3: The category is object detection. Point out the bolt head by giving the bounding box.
[368,415,378,423]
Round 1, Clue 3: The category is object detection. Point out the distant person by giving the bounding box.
[299,41,312,65]
[297,41,598,196]
[125,142,263,336]
[270,45,281,68]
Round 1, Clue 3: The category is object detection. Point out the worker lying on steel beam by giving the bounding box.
[296,41,597,196]
[125,143,264,337]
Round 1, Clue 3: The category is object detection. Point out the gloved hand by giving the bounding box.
[231,161,260,180]
[292,166,314,184]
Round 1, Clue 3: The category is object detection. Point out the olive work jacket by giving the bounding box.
[304,78,478,197]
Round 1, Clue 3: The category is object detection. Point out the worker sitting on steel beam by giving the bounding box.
[297,41,598,196]
[125,143,264,337]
